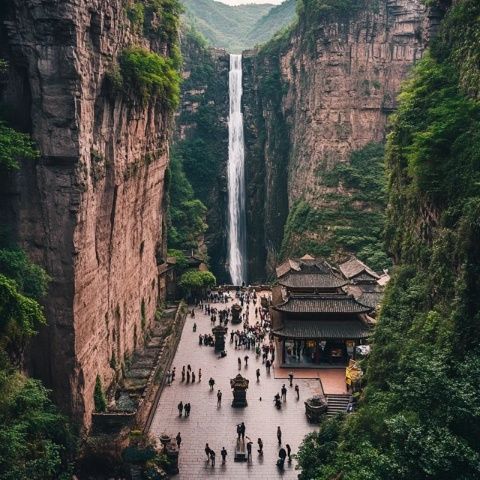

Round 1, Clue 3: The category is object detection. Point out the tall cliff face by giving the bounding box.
[173,30,230,281]
[0,0,175,428]
[243,0,439,279]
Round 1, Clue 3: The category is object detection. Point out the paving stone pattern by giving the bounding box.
[149,292,320,479]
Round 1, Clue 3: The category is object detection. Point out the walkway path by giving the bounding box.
[149,291,320,478]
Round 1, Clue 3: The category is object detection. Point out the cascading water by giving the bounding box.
[227,54,247,286]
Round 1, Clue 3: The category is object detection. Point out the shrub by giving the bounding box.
[0,122,39,170]
[179,270,216,291]
[118,46,181,109]
[126,2,145,33]
[93,375,107,413]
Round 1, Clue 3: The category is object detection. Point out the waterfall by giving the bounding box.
[227,54,247,286]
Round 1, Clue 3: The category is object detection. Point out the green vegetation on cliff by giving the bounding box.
[118,46,181,108]
[0,117,74,479]
[281,143,389,270]
[297,1,480,478]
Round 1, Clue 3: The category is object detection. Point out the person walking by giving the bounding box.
[277,447,287,469]
[246,441,253,461]
[266,359,271,373]
[289,371,294,387]
[257,437,263,455]
[181,367,185,382]
[281,384,287,402]
[256,368,260,382]
[176,432,182,448]
[217,389,222,407]
[286,444,292,462]
[205,443,211,461]
[238,357,241,369]
[192,371,196,383]
[209,377,215,390]
[186,370,190,384]
[210,449,216,466]
[198,368,202,382]
[177,401,183,417]
[240,422,246,441]
[244,355,249,366]
[295,384,300,400]
[221,447,227,464]
[171,367,176,381]
[277,426,282,445]
[185,402,191,417]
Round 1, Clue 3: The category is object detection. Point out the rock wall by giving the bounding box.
[174,32,230,281]
[0,0,174,428]
[243,0,440,279]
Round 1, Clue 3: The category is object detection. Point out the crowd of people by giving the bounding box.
[165,287,302,471]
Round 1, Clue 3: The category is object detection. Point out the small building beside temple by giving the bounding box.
[271,255,379,367]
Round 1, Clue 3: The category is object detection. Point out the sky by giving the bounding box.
[217,0,284,5]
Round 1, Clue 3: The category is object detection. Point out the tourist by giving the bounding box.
[266,359,271,373]
[176,432,182,448]
[289,371,294,387]
[240,422,246,441]
[256,368,260,382]
[257,437,263,455]
[221,447,227,464]
[192,371,196,382]
[209,377,215,390]
[187,364,191,372]
[281,384,287,401]
[198,368,202,382]
[277,447,287,469]
[181,367,185,382]
[199,334,203,345]
[210,449,216,466]
[205,443,211,461]
[193,322,197,332]
[286,444,292,462]
[184,403,191,417]
[295,384,300,400]
[277,426,282,445]
[238,357,241,369]
[217,389,222,406]
[186,370,190,384]
[171,367,176,381]
[244,354,249,366]
[247,441,253,461]
[178,401,183,417]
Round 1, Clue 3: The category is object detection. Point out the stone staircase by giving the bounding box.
[326,394,351,416]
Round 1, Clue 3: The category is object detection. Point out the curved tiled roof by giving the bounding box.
[273,294,373,314]
[357,292,383,309]
[278,272,347,289]
[273,319,371,339]
[339,257,380,280]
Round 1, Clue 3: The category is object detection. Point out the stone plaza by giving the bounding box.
[149,292,323,479]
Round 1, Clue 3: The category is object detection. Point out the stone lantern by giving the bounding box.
[231,303,242,324]
[230,373,249,407]
[212,324,227,352]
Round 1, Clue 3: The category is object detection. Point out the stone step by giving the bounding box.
[326,394,351,416]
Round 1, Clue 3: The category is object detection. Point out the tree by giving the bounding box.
[179,270,216,293]
[93,375,107,413]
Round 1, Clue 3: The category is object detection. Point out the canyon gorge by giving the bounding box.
[1,0,479,478]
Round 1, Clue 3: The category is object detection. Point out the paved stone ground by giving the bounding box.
[150,292,320,479]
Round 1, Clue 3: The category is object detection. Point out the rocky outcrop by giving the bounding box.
[243,0,441,279]
[0,0,174,428]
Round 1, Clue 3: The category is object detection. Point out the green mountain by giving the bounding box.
[246,0,297,47]
[181,0,297,52]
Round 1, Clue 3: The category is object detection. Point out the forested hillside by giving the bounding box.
[181,0,296,51]
[297,1,480,478]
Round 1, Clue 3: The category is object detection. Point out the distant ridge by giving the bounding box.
[181,0,297,52]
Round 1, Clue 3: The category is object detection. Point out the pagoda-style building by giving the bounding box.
[271,255,373,367]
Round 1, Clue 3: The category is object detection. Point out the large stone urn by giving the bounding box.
[230,374,249,407]
[304,395,328,423]
[212,325,227,352]
[231,304,242,324]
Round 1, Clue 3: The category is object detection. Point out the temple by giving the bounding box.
[271,255,382,367]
